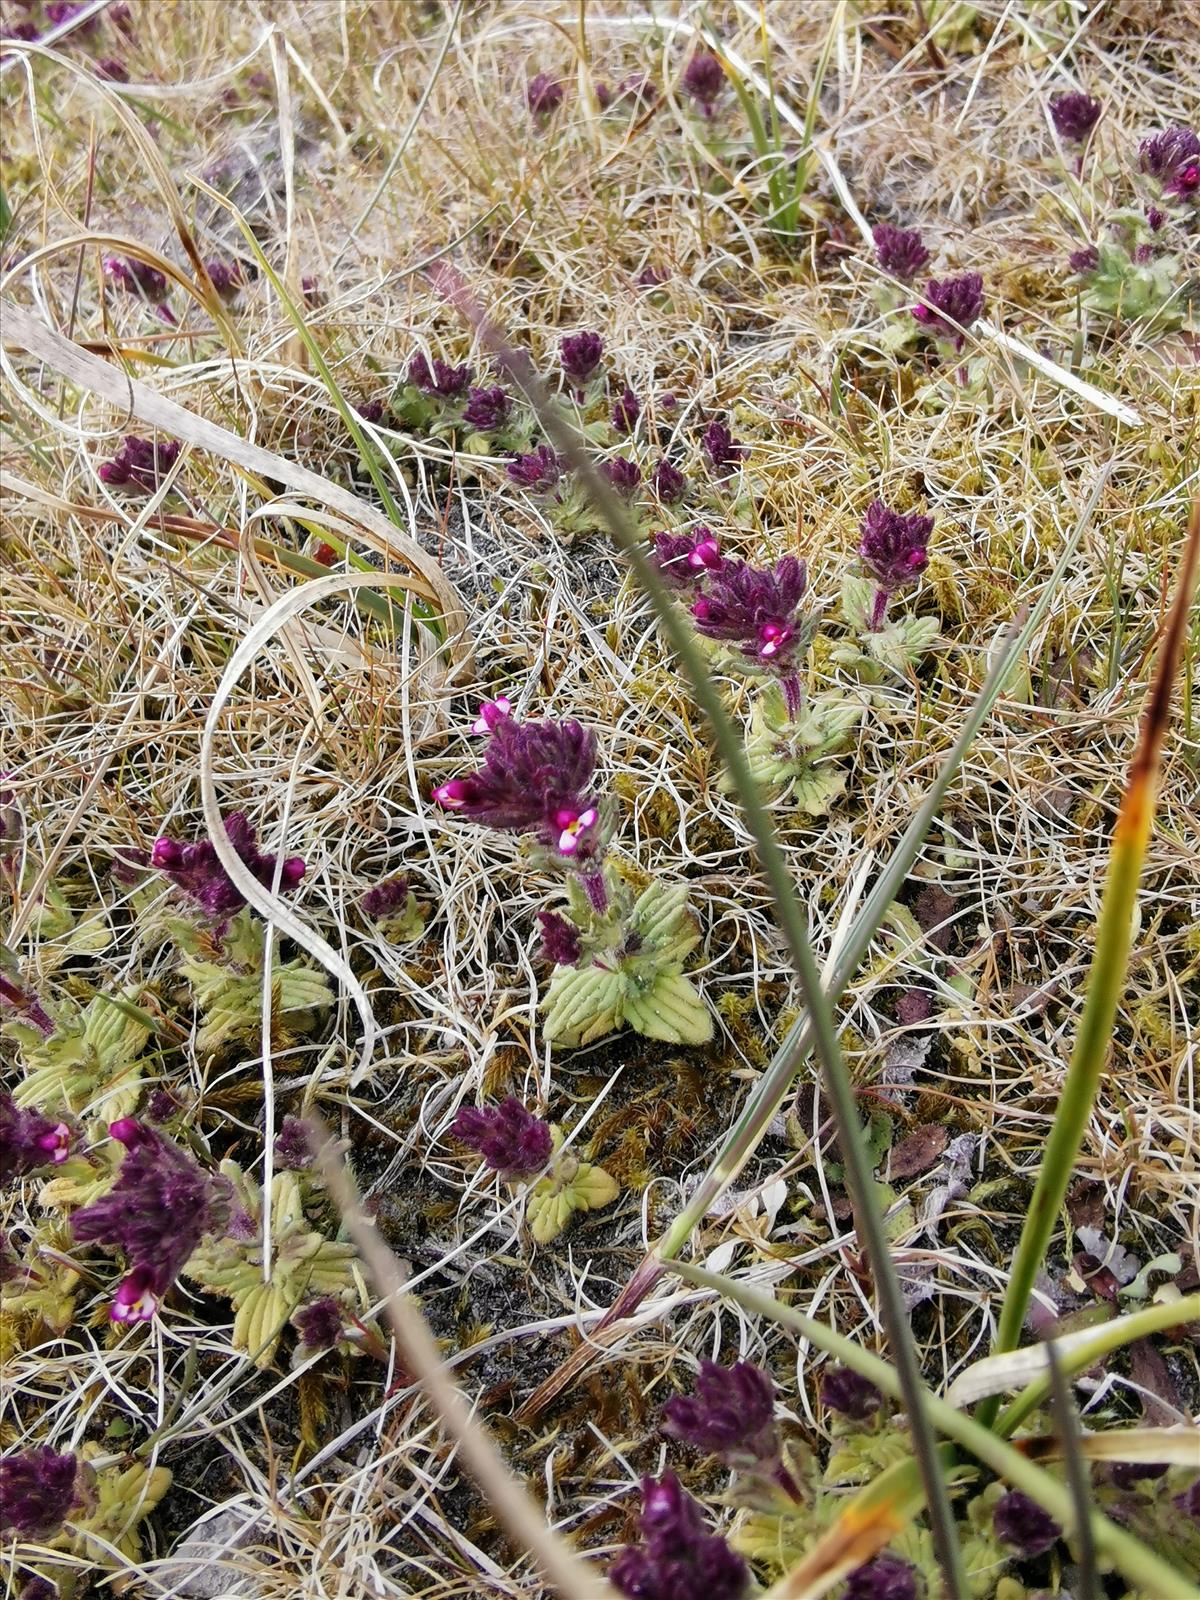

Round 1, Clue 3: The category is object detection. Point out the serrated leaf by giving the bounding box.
[541,963,624,1047]
[790,765,847,816]
[233,1280,292,1365]
[628,880,693,944]
[621,971,712,1044]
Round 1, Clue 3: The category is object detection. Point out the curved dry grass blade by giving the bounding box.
[311,1118,617,1600]
[517,465,1112,1421]
[993,1295,1200,1435]
[1,299,469,652]
[939,1294,1200,1416]
[431,263,968,1600]
[672,1261,1200,1600]
[985,495,1200,1418]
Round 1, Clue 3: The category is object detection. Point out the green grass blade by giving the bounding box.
[984,496,1200,1417]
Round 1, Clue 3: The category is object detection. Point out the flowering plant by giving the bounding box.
[453,1098,619,1243]
[434,701,712,1048]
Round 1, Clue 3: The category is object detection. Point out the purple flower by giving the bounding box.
[71,1119,229,1322]
[610,1472,749,1600]
[1049,91,1101,144]
[0,1092,71,1182]
[538,910,583,967]
[2,20,40,42]
[361,875,410,920]
[273,1115,312,1170]
[151,811,304,921]
[690,555,810,676]
[652,529,724,588]
[407,352,472,399]
[601,455,642,498]
[637,265,670,289]
[702,419,746,475]
[293,1295,344,1352]
[1139,126,1200,198]
[433,713,603,862]
[0,1447,78,1538]
[844,1554,918,1600]
[662,1359,777,1462]
[682,51,725,114]
[463,385,511,431]
[1110,1461,1167,1488]
[45,1,97,31]
[651,458,687,503]
[19,1576,60,1600]
[97,57,129,81]
[872,224,930,282]
[145,1088,181,1123]
[560,330,604,386]
[859,499,933,628]
[993,1489,1061,1558]
[612,387,641,434]
[204,257,244,297]
[1145,206,1166,232]
[527,72,564,119]
[98,435,181,492]
[911,272,985,349]
[103,255,168,299]
[1068,244,1099,275]
[507,444,565,492]
[452,1098,553,1180]
[356,399,385,425]
[820,1365,883,1420]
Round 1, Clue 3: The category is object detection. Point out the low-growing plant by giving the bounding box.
[434,699,713,1047]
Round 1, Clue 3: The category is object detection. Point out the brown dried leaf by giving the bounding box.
[890,1123,949,1181]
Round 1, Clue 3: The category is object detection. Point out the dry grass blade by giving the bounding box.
[312,1118,617,1600]
[0,300,469,648]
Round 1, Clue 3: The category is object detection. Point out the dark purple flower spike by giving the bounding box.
[702,419,746,475]
[1139,126,1200,199]
[872,224,930,282]
[452,1098,553,1180]
[1049,92,1101,144]
[612,387,641,434]
[858,499,933,631]
[538,910,583,967]
[0,1447,78,1538]
[610,1472,748,1600]
[993,1489,1061,1557]
[664,1358,801,1500]
[273,1115,312,1170]
[561,330,604,395]
[0,1091,71,1182]
[152,811,304,922]
[104,255,167,299]
[204,258,244,297]
[361,875,411,920]
[507,444,565,492]
[691,554,811,716]
[601,456,641,498]
[820,1364,883,1420]
[71,1119,228,1322]
[433,708,603,866]
[99,435,181,493]
[844,1554,918,1600]
[463,385,511,431]
[408,352,472,399]
[911,272,985,350]
[527,72,564,119]
[682,51,725,116]
[651,458,687,503]
[293,1295,344,1352]
[652,529,724,589]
